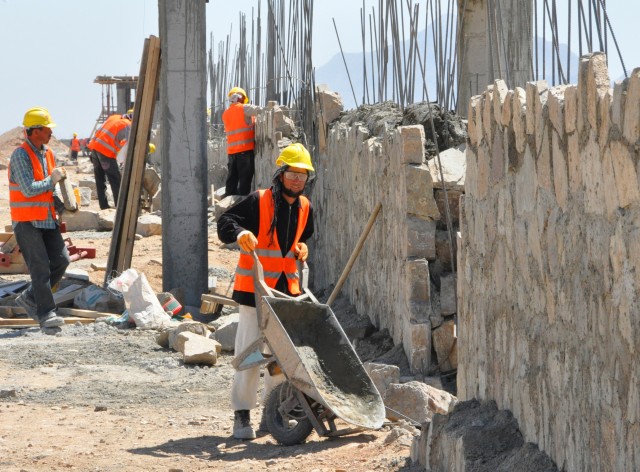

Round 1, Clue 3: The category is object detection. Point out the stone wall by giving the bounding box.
[311,119,436,373]
[458,52,640,471]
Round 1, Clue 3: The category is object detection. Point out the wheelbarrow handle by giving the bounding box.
[251,251,273,300]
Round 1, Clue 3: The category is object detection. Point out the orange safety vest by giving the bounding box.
[70,137,81,152]
[222,103,256,154]
[234,189,310,295]
[88,115,130,158]
[8,142,56,222]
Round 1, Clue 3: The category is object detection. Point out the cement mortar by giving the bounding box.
[267,298,384,428]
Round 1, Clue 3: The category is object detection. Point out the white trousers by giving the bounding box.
[231,305,283,411]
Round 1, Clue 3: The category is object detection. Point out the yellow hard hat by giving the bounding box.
[148,143,156,154]
[23,107,57,128]
[127,108,134,114]
[228,87,249,104]
[275,143,314,172]
[73,132,78,137]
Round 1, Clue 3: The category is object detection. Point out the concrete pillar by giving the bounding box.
[159,0,208,305]
[456,0,533,116]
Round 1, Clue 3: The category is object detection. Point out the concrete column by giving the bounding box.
[159,0,208,305]
[456,0,533,116]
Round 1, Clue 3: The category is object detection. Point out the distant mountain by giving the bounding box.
[315,31,581,111]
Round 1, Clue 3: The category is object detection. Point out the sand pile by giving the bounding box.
[0,126,69,168]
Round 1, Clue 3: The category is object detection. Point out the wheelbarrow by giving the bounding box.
[232,253,386,445]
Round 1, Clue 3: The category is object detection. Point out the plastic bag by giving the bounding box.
[108,269,171,329]
[74,284,124,313]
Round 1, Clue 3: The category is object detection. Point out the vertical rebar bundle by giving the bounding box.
[209,1,626,123]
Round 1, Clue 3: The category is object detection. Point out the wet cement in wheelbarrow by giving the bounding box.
[266,298,384,428]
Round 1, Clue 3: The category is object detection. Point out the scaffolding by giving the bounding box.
[90,75,138,138]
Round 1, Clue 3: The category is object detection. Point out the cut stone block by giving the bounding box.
[432,319,457,372]
[439,274,457,316]
[405,164,441,220]
[136,214,162,237]
[406,217,436,260]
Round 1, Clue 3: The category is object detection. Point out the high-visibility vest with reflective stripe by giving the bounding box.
[234,189,310,295]
[88,115,130,158]
[70,138,81,152]
[222,103,255,154]
[8,142,56,222]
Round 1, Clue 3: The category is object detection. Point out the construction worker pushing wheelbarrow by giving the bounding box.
[217,143,385,443]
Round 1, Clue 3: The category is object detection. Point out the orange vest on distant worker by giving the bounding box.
[8,142,56,222]
[70,137,81,152]
[234,189,310,295]
[222,103,256,154]
[88,115,130,158]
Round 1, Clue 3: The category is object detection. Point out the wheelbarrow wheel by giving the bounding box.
[264,381,314,446]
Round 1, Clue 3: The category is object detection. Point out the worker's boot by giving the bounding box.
[40,312,65,329]
[233,410,256,440]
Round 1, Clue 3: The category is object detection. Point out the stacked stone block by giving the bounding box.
[311,104,449,374]
[459,52,640,471]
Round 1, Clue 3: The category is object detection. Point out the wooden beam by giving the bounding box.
[201,293,238,307]
[0,317,94,328]
[104,35,161,285]
[57,308,114,319]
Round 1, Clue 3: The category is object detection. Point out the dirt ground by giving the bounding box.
[0,132,423,472]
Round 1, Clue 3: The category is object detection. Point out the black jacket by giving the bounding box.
[217,188,314,306]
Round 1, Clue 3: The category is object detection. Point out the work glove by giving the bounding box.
[237,231,258,253]
[295,242,308,262]
[51,167,67,185]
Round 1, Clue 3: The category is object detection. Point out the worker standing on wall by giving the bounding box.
[217,143,315,440]
[70,133,80,162]
[222,87,262,196]
[87,110,132,209]
[10,107,70,329]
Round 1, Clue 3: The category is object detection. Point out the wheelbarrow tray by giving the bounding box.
[259,295,385,430]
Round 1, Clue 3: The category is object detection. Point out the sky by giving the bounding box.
[1,0,639,139]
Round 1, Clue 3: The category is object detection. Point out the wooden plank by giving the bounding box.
[57,308,114,319]
[0,232,14,243]
[0,317,94,328]
[0,234,17,254]
[105,35,161,285]
[201,293,238,307]
[0,305,109,320]
[90,262,107,271]
[104,37,150,284]
[122,35,161,270]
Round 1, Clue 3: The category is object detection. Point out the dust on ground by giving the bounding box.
[0,138,422,471]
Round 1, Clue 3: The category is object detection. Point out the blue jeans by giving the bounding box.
[14,222,70,318]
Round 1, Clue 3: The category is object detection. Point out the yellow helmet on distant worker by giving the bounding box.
[228,87,249,104]
[73,132,78,137]
[275,143,314,172]
[23,107,57,128]
[148,143,156,154]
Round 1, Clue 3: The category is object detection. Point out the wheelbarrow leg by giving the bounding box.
[292,389,330,436]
